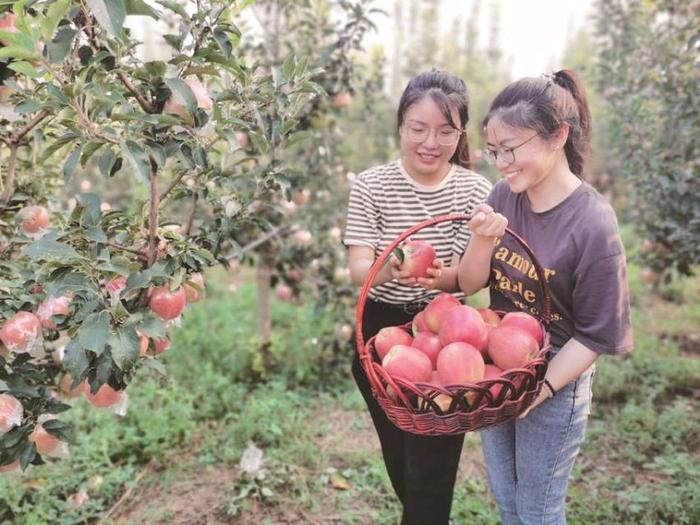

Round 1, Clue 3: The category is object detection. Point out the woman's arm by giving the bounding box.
[457,204,508,295]
[519,338,599,417]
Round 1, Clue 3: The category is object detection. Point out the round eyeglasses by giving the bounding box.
[483,133,539,166]
[403,125,464,147]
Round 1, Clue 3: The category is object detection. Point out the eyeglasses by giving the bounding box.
[402,125,464,147]
[483,133,539,166]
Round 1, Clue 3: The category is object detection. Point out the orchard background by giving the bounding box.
[0,0,698,523]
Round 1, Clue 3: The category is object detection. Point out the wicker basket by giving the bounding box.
[355,213,552,436]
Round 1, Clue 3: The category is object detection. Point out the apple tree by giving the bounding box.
[595,0,700,280]
[0,0,327,472]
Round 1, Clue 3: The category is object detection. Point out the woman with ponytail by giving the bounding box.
[458,70,633,524]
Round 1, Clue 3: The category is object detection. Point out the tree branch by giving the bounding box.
[2,109,51,202]
[158,170,190,205]
[184,192,198,236]
[147,163,159,267]
[116,71,155,113]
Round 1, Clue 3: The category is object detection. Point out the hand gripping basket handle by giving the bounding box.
[354,213,552,384]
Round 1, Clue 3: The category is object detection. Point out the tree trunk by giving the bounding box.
[256,252,274,345]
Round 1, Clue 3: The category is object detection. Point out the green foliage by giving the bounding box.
[594,0,700,277]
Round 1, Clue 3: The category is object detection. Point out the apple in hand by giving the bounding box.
[396,240,436,278]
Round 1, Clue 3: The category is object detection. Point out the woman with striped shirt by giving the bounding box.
[343,70,492,525]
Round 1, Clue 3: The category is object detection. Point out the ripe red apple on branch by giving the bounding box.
[183,273,205,303]
[18,205,50,235]
[0,311,42,353]
[148,285,187,320]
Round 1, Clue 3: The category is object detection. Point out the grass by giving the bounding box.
[1,229,699,524]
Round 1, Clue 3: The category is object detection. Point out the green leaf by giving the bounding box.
[78,311,111,355]
[122,140,151,183]
[393,247,405,264]
[132,313,166,338]
[156,0,187,18]
[47,26,77,64]
[77,193,102,227]
[86,0,126,37]
[26,233,82,260]
[109,326,140,369]
[42,0,72,41]
[141,357,167,375]
[63,339,90,381]
[162,33,182,51]
[165,77,196,114]
[63,146,81,182]
[0,45,40,61]
[8,61,40,78]
[80,140,104,167]
[97,149,117,178]
[124,0,159,18]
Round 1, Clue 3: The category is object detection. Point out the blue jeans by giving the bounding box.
[480,366,594,525]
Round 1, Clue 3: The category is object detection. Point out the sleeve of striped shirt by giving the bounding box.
[343,176,379,249]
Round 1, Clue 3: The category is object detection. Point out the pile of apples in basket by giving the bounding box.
[373,292,545,413]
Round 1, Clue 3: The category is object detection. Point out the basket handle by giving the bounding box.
[354,213,552,364]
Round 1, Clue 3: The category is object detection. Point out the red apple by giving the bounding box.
[148,286,186,320]
[422,293,461,333]
[483,364,505,401]
[488,326,539,371]
[164,77,213,117]
[398,240,436,278]
[0,12,18,46]
[411,331,442,368]
[332,92,352,108]
[381,344,433,383]
[292,189,311,206]
[0,311,42,353]
[84,383,123,408]
[423,370,452,412]
[29,416,61,455]
[18,205,50,234]
[0,393,23,435]
[438,305,489,354]
[500,312,543,346]
[436,342,485,385]
[274,283,293,302]
[292,230,313,247]
[374,326,413,361]
[58,374,85,399]
[183,272,205,303]
[36,295,72,329]
[477,307,501,329]
[411,311,430,336]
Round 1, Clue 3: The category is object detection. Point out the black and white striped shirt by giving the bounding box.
[344,159,492,304]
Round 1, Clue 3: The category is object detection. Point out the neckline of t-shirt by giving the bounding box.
[525,181,588,217]
[397,159,457,191]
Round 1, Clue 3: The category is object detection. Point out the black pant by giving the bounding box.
[352,299,465,525]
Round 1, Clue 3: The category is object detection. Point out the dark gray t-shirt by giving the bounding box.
[486,180,633,355]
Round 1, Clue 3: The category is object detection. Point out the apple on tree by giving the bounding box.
[18,205,50,235]
[0,311,42,353]
[148,285,187,320]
